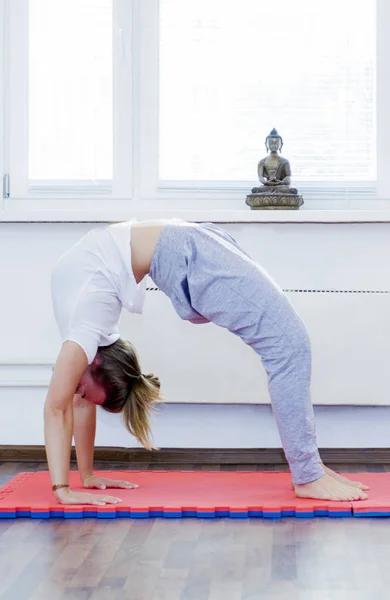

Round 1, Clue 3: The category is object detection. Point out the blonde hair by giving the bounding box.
[93,338,161,450]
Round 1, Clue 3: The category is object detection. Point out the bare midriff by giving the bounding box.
[130,219,171,283]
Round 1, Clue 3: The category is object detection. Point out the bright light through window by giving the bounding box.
[29,0,113,181]
[160,0,376,183]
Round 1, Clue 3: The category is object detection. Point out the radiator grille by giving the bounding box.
[147,287,390,295]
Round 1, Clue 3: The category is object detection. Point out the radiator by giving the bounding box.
[118,285,390,406]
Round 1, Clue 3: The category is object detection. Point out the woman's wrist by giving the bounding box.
[52,483,69,492]
[53,486,71,500]
[81,471,94,484]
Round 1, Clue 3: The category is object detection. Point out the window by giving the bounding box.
[29,0,113,182]
[159,0,376,187]
[2,0,390,215]
[139,0,390,206]
[5,0,132,201]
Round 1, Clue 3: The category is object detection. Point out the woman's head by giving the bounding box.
[89,338,161,450]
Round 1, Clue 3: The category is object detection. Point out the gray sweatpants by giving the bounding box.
[150,221,323,485]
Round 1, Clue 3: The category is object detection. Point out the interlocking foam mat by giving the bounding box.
[0,471,387,519]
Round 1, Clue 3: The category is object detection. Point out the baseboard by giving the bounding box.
[0,446,389,464]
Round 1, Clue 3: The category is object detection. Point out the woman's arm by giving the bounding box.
[73,397,139,490]
[44,341,85,488]
[73,397,96,482]
[44,341,121,505]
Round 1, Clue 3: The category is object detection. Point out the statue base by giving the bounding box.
[246,193,304,210]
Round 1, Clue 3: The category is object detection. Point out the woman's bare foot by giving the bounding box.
[294,473,368,501]
[322,465,369,491]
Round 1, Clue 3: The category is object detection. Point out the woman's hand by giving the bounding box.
[82,474,139,490]
[55,487,122,506]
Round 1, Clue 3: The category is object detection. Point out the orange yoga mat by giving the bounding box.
[0,471,386,519]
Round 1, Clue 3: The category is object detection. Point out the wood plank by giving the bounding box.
[1,446,390,465]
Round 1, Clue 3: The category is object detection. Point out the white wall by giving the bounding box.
[1,221,390,447]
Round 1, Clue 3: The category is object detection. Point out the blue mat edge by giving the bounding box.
[0,508,359,519]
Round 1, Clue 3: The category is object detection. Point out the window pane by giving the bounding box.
[160,0,376,182]
[29,0,112,181]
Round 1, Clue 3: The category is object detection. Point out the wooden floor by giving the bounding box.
[0,462,389,600]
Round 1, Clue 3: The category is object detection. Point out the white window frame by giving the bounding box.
[137,0,390,206]
[4,0,133,207]
[376,0,390,200]
[1,0,390,219]
[0,0,5,212]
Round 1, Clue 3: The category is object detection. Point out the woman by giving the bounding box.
[45,219,368,505]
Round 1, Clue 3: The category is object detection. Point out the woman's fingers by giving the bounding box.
[102,479,138,489]
[90,493,122,505]
[78,492,121,505]
[84,477,139,490]
[57,490,122,505]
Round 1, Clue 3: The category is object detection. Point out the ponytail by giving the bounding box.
[122,373,161,450]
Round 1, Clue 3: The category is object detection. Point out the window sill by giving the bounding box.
[3,192,390,223]
[3,207,390,223]
[3,202,390,224]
